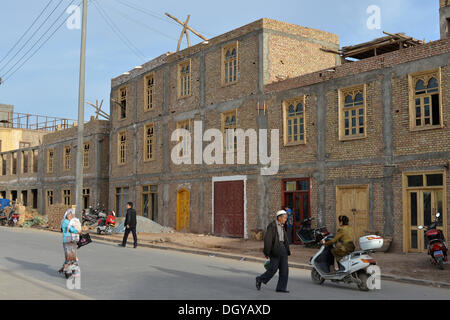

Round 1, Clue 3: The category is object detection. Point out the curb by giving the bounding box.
[87,233,450,290]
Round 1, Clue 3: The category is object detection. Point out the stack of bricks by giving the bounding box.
[46,204,72,230]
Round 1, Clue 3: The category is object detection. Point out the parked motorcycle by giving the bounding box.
[7,210,19,227]
[97,211,116,235]
[418,212,448,270]
[296,217,330,247]
[82,207,100,226]
[310,234,383,291]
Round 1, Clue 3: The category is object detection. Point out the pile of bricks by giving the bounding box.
[47,204,72,230]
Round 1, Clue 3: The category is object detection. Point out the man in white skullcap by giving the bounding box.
[255,210,291,293]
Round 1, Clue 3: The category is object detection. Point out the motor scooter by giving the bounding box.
[7,210,19,227]
[97,211,116,235]
[310,235,383,291]
[418,212,448,270]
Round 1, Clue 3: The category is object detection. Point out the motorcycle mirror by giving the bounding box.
[418,226,424,230]
[436,212,441,218]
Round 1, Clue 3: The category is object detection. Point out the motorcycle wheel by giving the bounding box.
[106,226,112,235]
[311,268,325,285]
[357,272,370,291]
[436,257,444,270]
[97,228,101,235]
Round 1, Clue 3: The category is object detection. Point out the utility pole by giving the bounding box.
[75,0,87,220]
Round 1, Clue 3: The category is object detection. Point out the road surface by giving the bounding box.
[0,227,448,300]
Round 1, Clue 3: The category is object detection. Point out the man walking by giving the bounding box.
[119,202,137,248]
[256,210,291,293]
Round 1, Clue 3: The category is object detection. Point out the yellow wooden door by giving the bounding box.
[336,186,370,247]
[177,189,190,231]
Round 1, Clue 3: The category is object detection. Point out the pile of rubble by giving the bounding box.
[46,204,72,230]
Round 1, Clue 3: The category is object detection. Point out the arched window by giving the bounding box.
[223,43,238,85]
[341,87,366,138]
[284,98,306,145]
[145,74,154,110]
[412,72,441,128]
[179,61,191,97]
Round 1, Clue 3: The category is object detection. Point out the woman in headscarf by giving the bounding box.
[58,209,79,274]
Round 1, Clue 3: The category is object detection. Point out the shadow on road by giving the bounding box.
[4,257,61,279]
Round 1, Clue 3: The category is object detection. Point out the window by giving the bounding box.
[222,110,237,152]
[32,150,38,173]
[145,74,154,110]
[409,70,442,130]
[19,142,31,149]
[178,60,191,98]
[339,85,366,140]
[283,97,306,145]
[12,152,17,175]
[83,143,90,168]
[222,42,238,85]
[1,155,5,176]
[64,146,71,171]
[116,187,129,217]
[47,149,54,173]
[118,132,126,165]
[83,188,90,209]
[119,87,127,119]
[142,185,158,221]
[63,189,71,206]
[177,120,190,158]
[22,151,28,173]
[144,124,154,161]
[47,190,54,207]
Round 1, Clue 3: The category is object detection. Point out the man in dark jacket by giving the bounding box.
[119,202,138,248]
[256,210,291,293]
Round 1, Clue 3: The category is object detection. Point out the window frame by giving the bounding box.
[408,68,443,131]
[47,149,54,173]
[144,73,155,111]
[118,86,127,120]
[63,145,71,171]
[83,142,90,169]
[176,119,191,159]
[62,189,71,206]
[338,84,368,141]
[117,131,127,166]
[221,109,238,153]
[221,41,239,86]
[178,59,192,99]
[282,96,307,146]
[144,123,155,162]
[46,190,54,207]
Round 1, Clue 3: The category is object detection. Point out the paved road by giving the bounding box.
[0,227,448,300]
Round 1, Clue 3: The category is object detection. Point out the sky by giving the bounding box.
[0,0,441,121]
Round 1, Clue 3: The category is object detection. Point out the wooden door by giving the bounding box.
[214,180,244,238]
[176,189,190,231]
[336,186,369,247]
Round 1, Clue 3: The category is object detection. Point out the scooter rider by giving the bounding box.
[321,215,355,272]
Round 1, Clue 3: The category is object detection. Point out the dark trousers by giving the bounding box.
[257,244,289,291]
[122,226,137,247]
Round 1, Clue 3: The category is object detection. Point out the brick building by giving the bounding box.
[0,2,448,254]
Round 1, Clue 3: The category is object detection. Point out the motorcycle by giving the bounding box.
[97,211,116,235]
[310,234,383,291]
[296,217,330,247]
[82,207,100,226]
[7,210,19,227]
[418,212,448,270]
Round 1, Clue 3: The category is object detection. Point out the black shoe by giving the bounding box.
[276,290,290,293]
[133,245,137,248]
[255,278,262,291]
[118,244,125,247]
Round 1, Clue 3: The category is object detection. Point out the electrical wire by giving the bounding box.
[93,0,147,62]
[1,0,89,84]
[0,0,79,79]
[0,0,54,67]
[102,1,178,41]
[0,0,67,74]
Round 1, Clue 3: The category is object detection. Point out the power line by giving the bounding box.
[0,0,67,74]
[93,1,147,61]
[102,1,178,41]
[0,0,54,67]
[1,0,87,84]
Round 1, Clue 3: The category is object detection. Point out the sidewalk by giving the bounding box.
[84,230,450,289]
[0,266,91,300]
